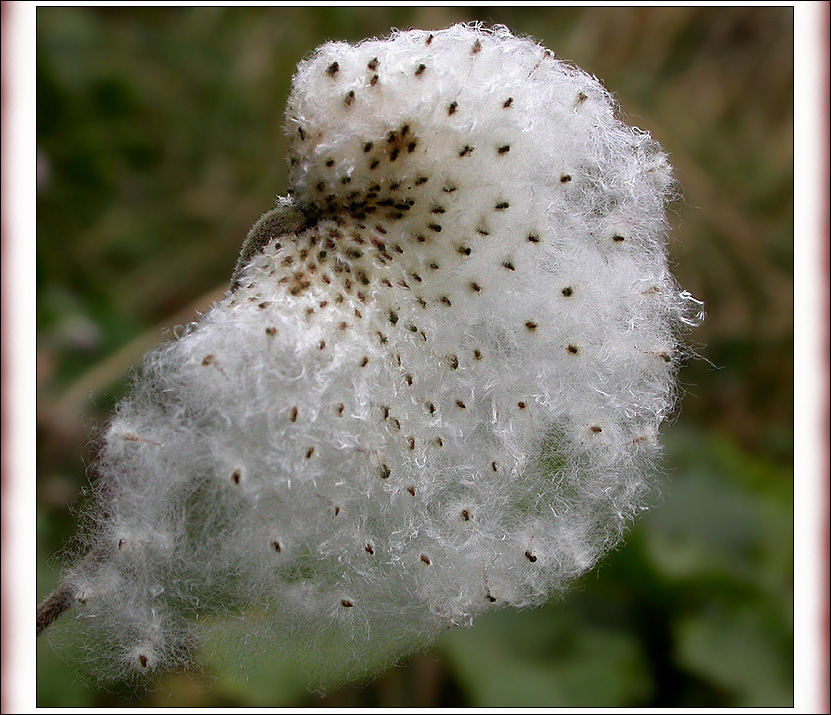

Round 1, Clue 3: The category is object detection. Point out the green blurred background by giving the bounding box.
[35,6,794,707]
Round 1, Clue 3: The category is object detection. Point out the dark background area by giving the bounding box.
[35,6,795,707]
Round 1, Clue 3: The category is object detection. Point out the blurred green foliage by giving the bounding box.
[35,6,794,707]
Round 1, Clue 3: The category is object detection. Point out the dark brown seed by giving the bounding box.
[448,102,458,115]
[428,223,442,232]
[527,233,541,243]
[567,344,579,354]
[231,469,241,485]
[380,463,391,479]
[456,400,466,409]
[498,145,510,154]
[440,296,452,307]
[560,174,572,183]
[272,541,282,552]
[525,321,538,331]
[590,425,603,433]
[344,90,355,107]
[472,39,482,54]
[518,402,527,409]
[612,235,626,242]
[461,509,471,521]
[139,654,149,668]
[495,202,510,210]
[326,61,340,76]
[420,553,431,565]
[503,97,513,108]
[459,145,473,157]
[503,261,515,270]
[265,327,277,336]
[525,550,538,563]
[341,599,354,608]
[415,176,428,185]
[368,57,379,70]
[364,141,374,152]
[365,544,375,554]
[562,287,574,297]
[290,406,298,422]
[415,63,426,76]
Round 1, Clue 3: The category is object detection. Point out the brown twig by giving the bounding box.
[36,580,76,636]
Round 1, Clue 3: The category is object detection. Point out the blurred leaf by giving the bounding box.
[675,603,793,706]
[643,427,793,598]
[441,606,651,707]
[203,647,314,708]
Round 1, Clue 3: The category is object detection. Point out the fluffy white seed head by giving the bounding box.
[58,23,701,685]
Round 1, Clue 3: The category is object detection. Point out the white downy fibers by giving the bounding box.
[49,24,702,685]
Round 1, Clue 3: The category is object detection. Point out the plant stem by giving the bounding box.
[36,580,76,636]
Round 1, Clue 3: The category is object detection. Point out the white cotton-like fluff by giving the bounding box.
[58,24,701,684]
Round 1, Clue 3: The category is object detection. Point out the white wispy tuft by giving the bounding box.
[51,23,702,685]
